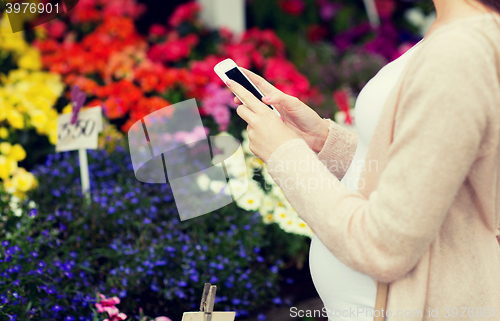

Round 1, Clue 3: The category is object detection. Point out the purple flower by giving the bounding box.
[52,304,62,312]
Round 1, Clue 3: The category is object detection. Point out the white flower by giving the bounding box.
[281,216,298,233]
[196,173,210,191]
[404,8,436,37]
[246,156,264,170]
[404,7,425,27]
[228,178,248,199]
[259,195,275,214]
[209,180,229,195]
[28,200,36,209]
[262,212,274,224]
[235,189,262,211]
[273,206,289,223]
[13,208,22,217]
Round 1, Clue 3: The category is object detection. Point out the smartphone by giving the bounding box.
[214,58,281,117]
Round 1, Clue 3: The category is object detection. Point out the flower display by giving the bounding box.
[0,13,62,197]
[200,131,314,238]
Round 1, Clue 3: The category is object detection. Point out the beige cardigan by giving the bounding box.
[266,13,500,321]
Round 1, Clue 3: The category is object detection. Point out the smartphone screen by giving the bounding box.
[225,67,273,109]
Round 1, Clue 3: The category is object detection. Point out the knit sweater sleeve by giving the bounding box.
[265,29,495,283]
[316,119,358,179]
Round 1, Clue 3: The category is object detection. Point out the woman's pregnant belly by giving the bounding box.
[308,143,377,321]
[309,233,377,320]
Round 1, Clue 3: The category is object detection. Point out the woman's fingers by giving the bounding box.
[240,67,278,96]
[236,104,256,124]
[227,79,270,115]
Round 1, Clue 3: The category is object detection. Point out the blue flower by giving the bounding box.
[52,304,62,312]
[257,313,266,321]
[178,280,187,287]
[108,207,116,214]
[176,289,185,298]
[272,297,282,305]
[65,316,75,321]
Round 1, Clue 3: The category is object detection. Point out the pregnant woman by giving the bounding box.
[227,0,500,320]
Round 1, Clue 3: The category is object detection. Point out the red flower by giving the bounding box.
[375,0,396,19]
[148,32,199,63]
[307,25,329,43]
[279,0,306,16]
[333,89,353,125]
[149,24,168,38]
[191,55,224,86]
[168,1,201,27]
[124,96,173,132]
[95,80,143,119]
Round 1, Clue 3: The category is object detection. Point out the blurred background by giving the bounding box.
[0,0,436,320]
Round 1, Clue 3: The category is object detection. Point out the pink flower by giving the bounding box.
[201,83,237,131]
[155,317,172,321]
[46,20,67,39]
[99,294,120,306]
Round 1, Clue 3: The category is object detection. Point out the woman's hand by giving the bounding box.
[226,79,300,163]
[233,68,329,153]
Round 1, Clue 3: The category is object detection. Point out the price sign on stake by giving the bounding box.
[181,283,235,321]
[56,107,103,152]
[56,106,103,202]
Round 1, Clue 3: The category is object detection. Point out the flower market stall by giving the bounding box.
[0,0,431,320]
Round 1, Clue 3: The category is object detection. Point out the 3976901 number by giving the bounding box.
[443,307,497,318]
[5,2,60,14]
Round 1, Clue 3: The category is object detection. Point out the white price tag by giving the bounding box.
[56,107,103,152]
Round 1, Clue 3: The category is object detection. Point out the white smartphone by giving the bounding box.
[214,58,281,117]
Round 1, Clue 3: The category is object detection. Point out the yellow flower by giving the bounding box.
[48,129,57,145]
[0,127,9,139]
[18,47,42,70]
[3,178,16,194]
[7,109,24,129]
[62,103,73,114]
[0,155,17,180]
[0,104,7,121]
[9,144,26,161]
[28,109,48,130]
[11,168,37,193]
[0,142,12,155]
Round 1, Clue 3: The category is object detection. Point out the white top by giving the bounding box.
[309,39,424,321]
